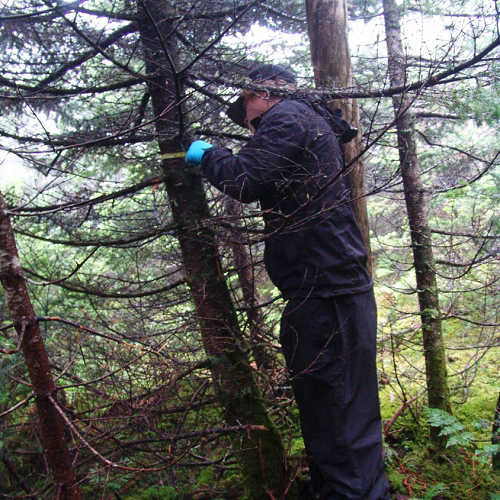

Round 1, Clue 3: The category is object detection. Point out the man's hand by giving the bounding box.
[185,140,213,165]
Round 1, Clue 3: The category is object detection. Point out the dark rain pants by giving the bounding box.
[280,290,391,500]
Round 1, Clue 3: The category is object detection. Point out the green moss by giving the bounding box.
[385,445,500,500]
[195,467,215,489]
[138,485,180,500]
[386,464,407,492]
[289,436,305,457]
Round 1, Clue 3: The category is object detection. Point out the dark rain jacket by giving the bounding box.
[201,98,372,299]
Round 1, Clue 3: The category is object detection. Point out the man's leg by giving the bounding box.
[280,290,390,500]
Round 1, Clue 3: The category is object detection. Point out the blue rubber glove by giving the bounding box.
[185,140,214,165]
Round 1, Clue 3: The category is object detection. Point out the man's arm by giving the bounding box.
[201,101,307,203]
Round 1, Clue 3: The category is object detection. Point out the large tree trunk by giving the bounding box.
[382,0,451,438]
[305,0,372,275]
[0,192,83,500]
[136,2,297,498]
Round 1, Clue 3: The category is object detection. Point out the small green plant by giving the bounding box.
[475,444,500,464]
[383,443,397,465]
[408,482,447,500]
[472,419,491,431]
[425,408,475,448]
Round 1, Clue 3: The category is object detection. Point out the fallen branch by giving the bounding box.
[384,388,427,437]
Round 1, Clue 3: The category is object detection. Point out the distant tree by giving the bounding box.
[0,192,82,500]
[382,0,451,437]
[358,0,500,439]
[305,0,372,273]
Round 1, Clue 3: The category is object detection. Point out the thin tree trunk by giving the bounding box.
[492,390,500,470]
[382,0,451,439]
[305,0,372,275]
[2,454,40,499]
[0,192,82,500]
[225,199,273,370]
[136,2,297,498]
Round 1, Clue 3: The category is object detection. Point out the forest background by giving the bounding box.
[0,0,499,499]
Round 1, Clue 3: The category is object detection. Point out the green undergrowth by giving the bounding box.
[98,465,245,500]
[385,445,500,500]
[138,485,180,500]
[381,386,500,499]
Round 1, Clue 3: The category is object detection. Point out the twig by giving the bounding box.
[0,394,35,418]
[0,320,26,354]
[384,388,427,437]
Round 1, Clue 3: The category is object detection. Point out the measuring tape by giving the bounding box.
[161,152,186,160]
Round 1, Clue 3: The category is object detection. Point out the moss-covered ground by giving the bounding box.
[381,384,500,500]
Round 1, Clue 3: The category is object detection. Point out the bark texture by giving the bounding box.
[305,0,372,274]
[382,0,451,435]
[0,192,82,500]
[225,199,273,371]
[136,2,297,498]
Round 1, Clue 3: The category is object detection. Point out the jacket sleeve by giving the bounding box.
[200,102,307,203]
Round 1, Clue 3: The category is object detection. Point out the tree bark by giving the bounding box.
[382,0,451,439]
[136,2,297,498]
[305,0,372,275]
[225,199,274,371]
[0,192,83,500]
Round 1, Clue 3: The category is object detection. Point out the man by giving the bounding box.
[185,65,391,500]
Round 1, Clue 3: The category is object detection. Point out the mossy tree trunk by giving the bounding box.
[136,2,297,498]
[305,0,372,275]
[0,193,83,500]
[382,0,451,440]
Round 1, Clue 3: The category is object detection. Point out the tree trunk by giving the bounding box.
[382,0,451,439]
[225,198,274,371]
[0,192,83,500]
[136,2,297,498]
[305,0,372,275]
[493,390,500,470]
